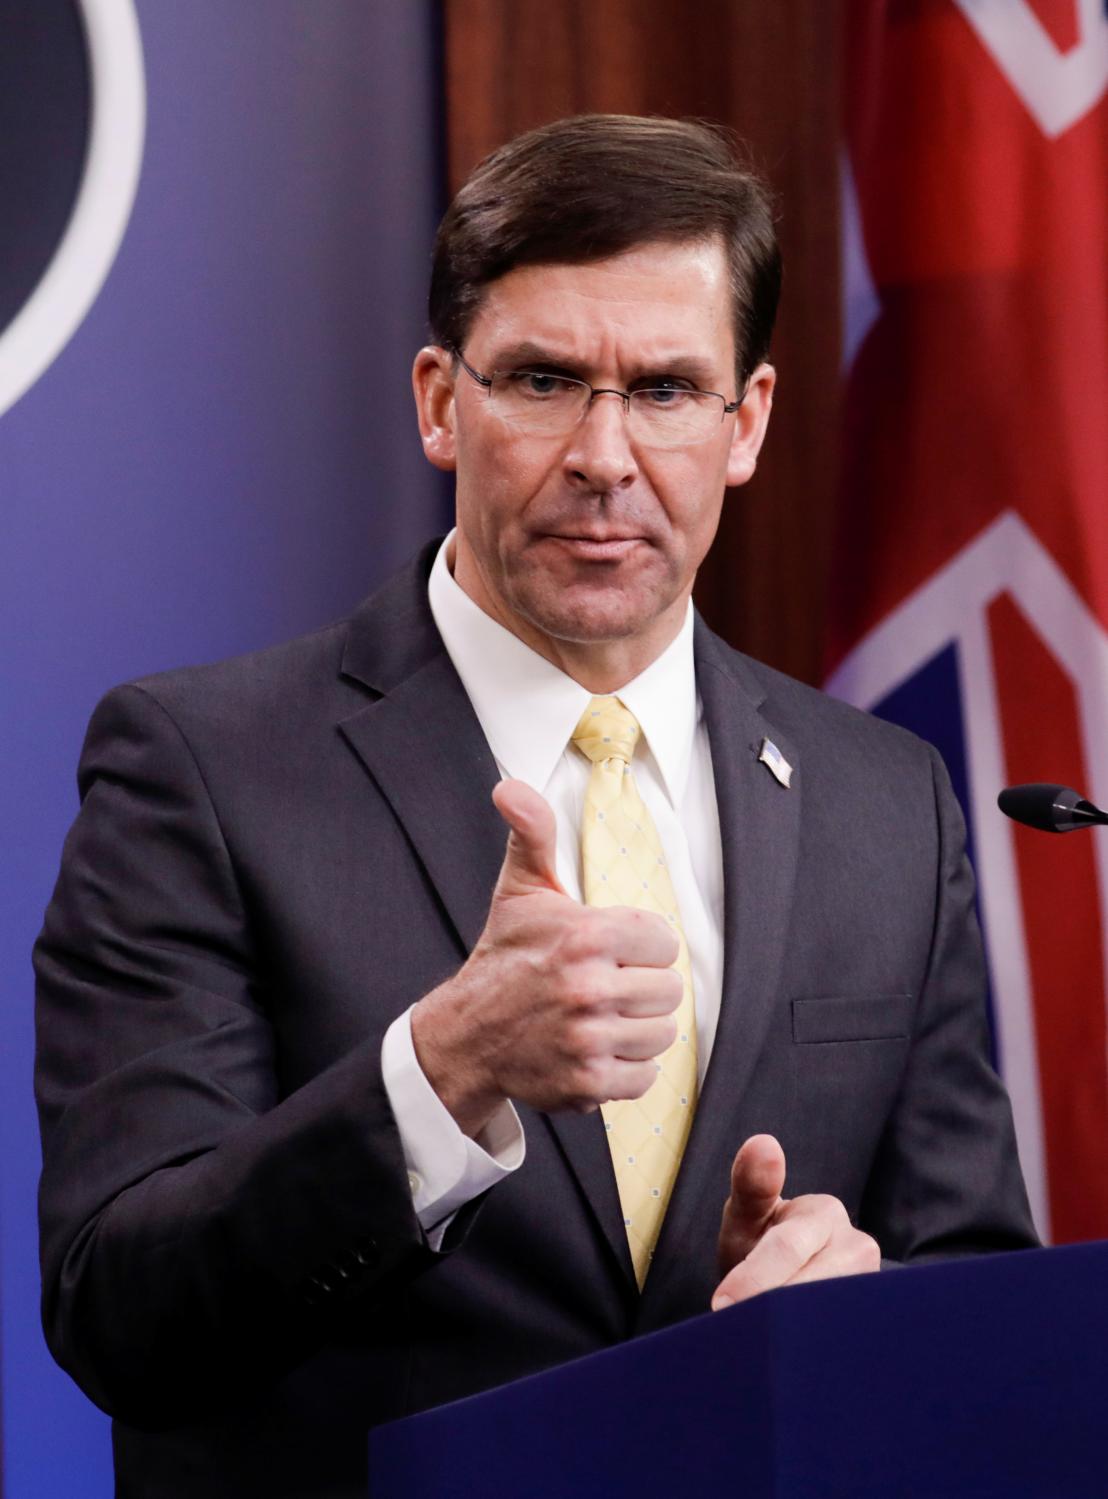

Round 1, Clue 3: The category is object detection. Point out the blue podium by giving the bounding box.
[367,1242,1108,1497]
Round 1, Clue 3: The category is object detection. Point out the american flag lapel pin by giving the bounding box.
[757,737,793,789]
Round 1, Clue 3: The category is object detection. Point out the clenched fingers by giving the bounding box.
[609,963,684,1018]
[712,1195,880,1309]
[611,1015,678,1061]
[567,1056,666,1111]
[598,906,681,970]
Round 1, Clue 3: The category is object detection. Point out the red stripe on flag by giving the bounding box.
[989,590,1108,1241]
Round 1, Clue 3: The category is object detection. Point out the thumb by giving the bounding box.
[492,778,565,897]
[723,1134,786,1257]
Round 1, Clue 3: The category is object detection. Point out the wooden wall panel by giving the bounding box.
[442,0,842,684]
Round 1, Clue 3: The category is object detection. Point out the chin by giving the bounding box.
[514,586,669,646]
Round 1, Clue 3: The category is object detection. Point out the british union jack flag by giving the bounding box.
[829,0,1108,1243]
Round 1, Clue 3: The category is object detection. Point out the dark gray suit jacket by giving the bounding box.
[35,543,1036,1497]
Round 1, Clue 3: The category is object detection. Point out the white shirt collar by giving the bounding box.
[427,532,699,805]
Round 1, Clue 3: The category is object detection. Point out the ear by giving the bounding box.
[725,363,776,489]
[412,345,458,472]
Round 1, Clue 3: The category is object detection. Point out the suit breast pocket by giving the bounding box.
[786,994,916,1199]
[791,993,914,1045]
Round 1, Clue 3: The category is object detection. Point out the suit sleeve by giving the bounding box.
[858,743,1039,1260]
[34,684,460,1428]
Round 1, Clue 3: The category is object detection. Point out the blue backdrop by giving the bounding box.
[0,4,448,1492]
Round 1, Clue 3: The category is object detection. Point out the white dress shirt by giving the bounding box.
[381,533,725,1238]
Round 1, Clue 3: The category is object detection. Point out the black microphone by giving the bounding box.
[997,783,1108,833]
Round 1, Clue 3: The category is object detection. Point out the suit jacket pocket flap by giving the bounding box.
[792,994,914,1044]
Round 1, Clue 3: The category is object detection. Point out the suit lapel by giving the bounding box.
[641,622,802,1310]
[538,1111,638,1286]
[338,654,504,954]
[337,546,505,954]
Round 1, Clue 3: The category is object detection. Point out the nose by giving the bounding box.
[561,390,639,494]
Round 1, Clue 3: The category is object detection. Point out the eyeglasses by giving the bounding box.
[451,349,745,449]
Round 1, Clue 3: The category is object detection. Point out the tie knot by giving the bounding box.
[572,696,641,765]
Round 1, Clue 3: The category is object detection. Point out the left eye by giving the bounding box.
[638,385,694,406]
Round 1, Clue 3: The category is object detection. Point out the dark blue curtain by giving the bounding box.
[0,3,447,1491]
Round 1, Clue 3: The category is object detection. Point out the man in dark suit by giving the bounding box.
[35,116,1035,1497]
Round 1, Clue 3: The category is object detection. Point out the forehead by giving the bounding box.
[466,238,735,374]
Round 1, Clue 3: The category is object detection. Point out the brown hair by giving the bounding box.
[429,114,781,383]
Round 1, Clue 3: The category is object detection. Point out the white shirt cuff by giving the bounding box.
[381,1005,525,1243]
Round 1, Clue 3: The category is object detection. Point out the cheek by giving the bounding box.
[457,427,560,523]
[647,455,728,546]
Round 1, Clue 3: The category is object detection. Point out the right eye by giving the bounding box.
[505,371,576,399]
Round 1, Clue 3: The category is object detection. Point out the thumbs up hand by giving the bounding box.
[411,781,682,1137]
[712,1135,881,1310]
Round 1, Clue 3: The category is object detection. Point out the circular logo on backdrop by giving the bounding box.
[0,0,145,419]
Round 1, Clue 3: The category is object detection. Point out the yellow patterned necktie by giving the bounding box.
[572,695,698,1287]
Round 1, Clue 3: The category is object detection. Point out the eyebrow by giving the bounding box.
[486,340,575,370]
[484,341,721,388]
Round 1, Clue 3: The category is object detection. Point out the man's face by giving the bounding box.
[414,237,774,677]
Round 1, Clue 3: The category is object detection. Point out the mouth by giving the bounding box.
[541,534,645,562]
